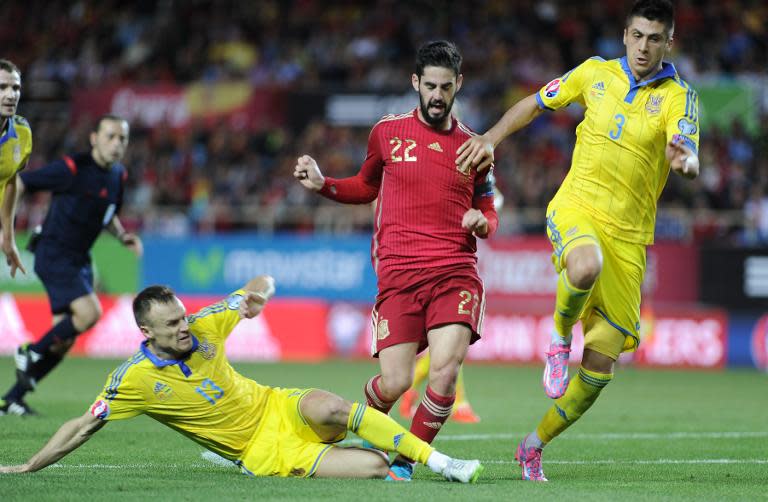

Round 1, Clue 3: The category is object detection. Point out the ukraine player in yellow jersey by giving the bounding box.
[456,0,699,481]
[0,275,483,483]
[0,59,31,278]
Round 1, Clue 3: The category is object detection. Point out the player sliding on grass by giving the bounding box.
[456,0,699,482]
[0,275,483,483]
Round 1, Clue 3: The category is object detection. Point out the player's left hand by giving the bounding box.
[1,240,26,278]
[239,290,270,319]
[121,233,144,258]
[462,208,489,237]
[666,135,699,179]
[456,134,495,174]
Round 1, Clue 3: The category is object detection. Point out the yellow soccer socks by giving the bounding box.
[553,270,592,342]
[347,402,433,465]
[536,367,613,443]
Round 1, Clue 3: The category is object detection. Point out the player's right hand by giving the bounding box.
[456,134,495,173]
[1,240,26,278]
[294,155,325,191]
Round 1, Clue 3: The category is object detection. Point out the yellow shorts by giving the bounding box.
[238,388,345,477]
[546,205,645,360]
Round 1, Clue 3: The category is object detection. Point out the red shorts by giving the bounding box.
[370,265,485,357]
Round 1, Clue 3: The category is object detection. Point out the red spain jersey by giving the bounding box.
[320,109,497,278]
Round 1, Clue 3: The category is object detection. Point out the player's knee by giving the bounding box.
[566,249,602,289]
[325,397,352,427]
[365,451,390,478]
[427,362,461,395]
[378,373,412,400]
[73,304,102,331]
[51,338,76,355]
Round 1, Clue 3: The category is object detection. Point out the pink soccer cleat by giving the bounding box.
[543,342,571,398]
[515,435,548,482]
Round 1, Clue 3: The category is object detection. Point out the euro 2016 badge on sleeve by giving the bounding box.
[544,79,561,98]
[90,399,110,420]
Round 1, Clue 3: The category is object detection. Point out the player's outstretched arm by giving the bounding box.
[0,174,26,277]
[294,155,326,191]
[239,275,276,319]
[666,135,699,180]
[456,93,543,173]
[0,412,106,473]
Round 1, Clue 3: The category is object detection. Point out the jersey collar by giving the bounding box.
[619,56,677,103]
[140,336,199,377]
[0,116,18,147]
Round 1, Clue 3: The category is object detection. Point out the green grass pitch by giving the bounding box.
[0,357,766,501]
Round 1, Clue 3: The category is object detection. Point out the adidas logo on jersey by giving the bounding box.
[592,81,605,90]
[428,142,443,152]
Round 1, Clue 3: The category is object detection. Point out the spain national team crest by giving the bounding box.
[456,162,472,178]
[646,94,664,115]
[153,381,174,401]
[196,337,218,360]
[544,78,561,98]
[377,318,390,340]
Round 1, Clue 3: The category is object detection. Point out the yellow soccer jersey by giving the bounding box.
[537,56,700,244]
[0,115,32,207]
[89,290,272,461]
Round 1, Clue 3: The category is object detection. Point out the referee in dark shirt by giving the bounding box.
[1,115,142,416]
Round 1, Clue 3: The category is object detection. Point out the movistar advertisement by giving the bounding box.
[142,234,377,300]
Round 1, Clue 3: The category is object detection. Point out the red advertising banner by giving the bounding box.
[1,293,725,368]
[477,238,699,304]
[70,83,286,130]
[325,300,728,369]
[0,294,328,361]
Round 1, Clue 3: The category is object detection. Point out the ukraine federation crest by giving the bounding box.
[196,336,218,360]
[12,144,20,163]
[646,94,664,115]
[153,381,174,401]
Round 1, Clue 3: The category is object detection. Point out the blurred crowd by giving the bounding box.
[3,0,767,242]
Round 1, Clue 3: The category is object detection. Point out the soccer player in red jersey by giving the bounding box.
[294,40,497,480]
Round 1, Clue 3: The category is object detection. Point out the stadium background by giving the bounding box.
[0,0,766,370]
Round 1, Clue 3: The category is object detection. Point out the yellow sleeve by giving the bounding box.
[14,117,32,172]
[536,59,593,111]
[665,83,700,154]
[89,361,147,421]
[187,290,247,343]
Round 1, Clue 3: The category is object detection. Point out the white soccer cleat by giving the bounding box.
[441,458,484,484]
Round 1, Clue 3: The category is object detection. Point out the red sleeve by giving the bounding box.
[472,169,498,239]
[318,125,383,204]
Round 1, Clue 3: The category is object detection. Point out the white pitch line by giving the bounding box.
[50,458,768,470]
[341,431,768,445]
[487,459,768,465]
[433,431,768,442]
[50,462,215,469]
